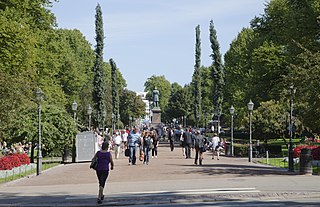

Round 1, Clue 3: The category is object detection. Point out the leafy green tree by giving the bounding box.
[289,48,320,132]
[165,83,185,122]
[144,75,171,110]
[92,3,106,129]
[192,25,202,128]
[119,89,146,126]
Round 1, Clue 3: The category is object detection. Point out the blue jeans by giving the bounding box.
[143,147,150,163]
[129,146,136,164]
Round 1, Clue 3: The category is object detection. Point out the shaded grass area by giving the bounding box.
[0,162,60,184]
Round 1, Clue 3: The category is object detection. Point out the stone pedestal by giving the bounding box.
[151,107,161,128]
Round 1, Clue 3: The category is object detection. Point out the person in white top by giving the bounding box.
[121,130,128,152]
[211,133,220,160]
[113,131,122,159]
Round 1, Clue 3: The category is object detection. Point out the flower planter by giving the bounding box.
[0,163,36,178]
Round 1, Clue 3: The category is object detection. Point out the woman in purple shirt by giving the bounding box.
[93,142,114,204]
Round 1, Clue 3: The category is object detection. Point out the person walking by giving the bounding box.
[194,130,205,165]
[183,129,194,159]
[211,133,220,160]
[142,131,152,164]
[151,130,159,158]
[113,131,122,159]
[93,142,114,204]
[168,128,174,151]
[128,127,141,165]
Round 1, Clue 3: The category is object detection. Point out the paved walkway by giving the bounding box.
[0,144,319,206]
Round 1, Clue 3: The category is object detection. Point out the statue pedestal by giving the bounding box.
[151,107,161,128]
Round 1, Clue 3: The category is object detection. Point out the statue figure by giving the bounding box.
[153,87,160,108]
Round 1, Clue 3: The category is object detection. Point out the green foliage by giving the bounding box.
[192,25,202,127]
[224,0,320,134]
[119,89,146,126]
[252,100,288,140]
[209,19,224,116]
[92,3,106,129]
[144,75,171,110]
[165,83,188,123]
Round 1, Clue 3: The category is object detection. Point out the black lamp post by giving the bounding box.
[213,108,218,134]
[247,100,254,162]
[117,113,120,130]
[102,110,106,137]
[87,105,92,131]
[204,111,207,131]
[288,85,296,172]
[35,88,44,175]
[112,113,115,131]
[71,101,77,163]
[229,105,235,157]
[129,116,132,128]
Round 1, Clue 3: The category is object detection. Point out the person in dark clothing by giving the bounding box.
[151,130,159,158]
[168,128,174,151]
[183,130,194,159]
[93,142,114,204]
[194,130,205,165]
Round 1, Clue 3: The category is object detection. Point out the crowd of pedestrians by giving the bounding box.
[92,124,225,205]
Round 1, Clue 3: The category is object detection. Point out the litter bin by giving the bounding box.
[299,148,312,175]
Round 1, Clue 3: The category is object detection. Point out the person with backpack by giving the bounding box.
[142,131,152,165]
[193,130,205,165]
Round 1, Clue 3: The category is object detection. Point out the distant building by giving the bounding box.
[136,92,151,121]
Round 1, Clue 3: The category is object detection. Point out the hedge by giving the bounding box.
[0,154,30,170]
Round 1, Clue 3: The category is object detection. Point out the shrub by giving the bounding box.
[311,147,320,160]
[0,156,14,170]
[293,145,319,160]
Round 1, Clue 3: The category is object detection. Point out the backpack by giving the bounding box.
[143,137,151,147]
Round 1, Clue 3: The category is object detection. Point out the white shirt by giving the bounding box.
[122,132,128,142]
[211,136,220,148]
[113,135,122,145]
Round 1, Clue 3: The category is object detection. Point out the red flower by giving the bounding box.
[0,153,30,170]
[311,147,320,160]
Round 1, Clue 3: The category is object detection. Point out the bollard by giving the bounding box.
[299,148,312,175]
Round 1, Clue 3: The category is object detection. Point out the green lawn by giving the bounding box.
[257,158,320,175]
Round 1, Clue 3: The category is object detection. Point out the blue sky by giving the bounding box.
[51,0,267,92]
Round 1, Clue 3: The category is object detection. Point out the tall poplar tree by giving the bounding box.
[92,3,105,128]
[110,58,118,128]
[209,19,224,122]
[192,25,202,128]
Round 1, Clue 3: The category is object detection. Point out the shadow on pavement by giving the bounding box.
[1,191,319,207]
[169,163,296,177]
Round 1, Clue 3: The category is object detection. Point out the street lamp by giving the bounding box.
[117,113,120,130]
[71,101,78,163]
[247,100,254,162]
[87,105,92,130]
[35,88,44,175]
[213,108,219,134]
[112,113,115,131]
[102,110,106,135]
[72,101,78,121]
[129,116,132,128]
[229,105,235,157]
[204,112,207,131]
[288,85,296,172]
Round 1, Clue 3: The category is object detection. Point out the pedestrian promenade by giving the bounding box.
[0,144,319,206]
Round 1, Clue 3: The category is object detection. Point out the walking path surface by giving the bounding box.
[0,144,319,206]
